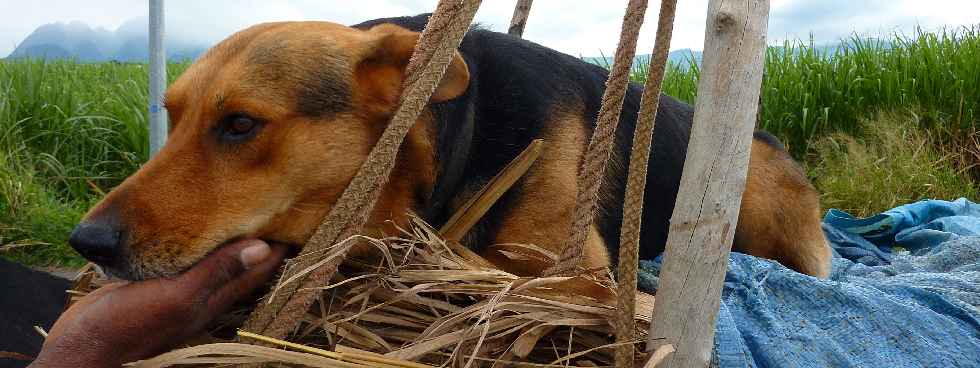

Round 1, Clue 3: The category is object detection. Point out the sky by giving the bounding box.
[1,0,979,58]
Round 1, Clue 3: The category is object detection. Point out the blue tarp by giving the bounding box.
[637,198,980,368]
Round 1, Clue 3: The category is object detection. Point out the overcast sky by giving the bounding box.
[2,0,978,57]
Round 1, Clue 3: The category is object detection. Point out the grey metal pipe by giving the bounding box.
[148,0,167,156]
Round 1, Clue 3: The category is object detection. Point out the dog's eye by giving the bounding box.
[229,116,256,135]
[219,114,262,142]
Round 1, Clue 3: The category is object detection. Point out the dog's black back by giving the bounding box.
[355,14,696,263]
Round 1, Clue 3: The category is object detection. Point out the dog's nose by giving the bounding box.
[69,222,122,265]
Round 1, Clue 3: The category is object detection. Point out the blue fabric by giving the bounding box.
[637,198,980,368]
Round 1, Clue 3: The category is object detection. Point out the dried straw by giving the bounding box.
[273,218,653,367]
[68,217,655,367]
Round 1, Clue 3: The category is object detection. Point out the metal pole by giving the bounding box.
[148,0,167,157]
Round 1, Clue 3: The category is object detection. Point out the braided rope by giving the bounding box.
[544,0,650,277]
[613,1,678,366]
[243,0,482,339]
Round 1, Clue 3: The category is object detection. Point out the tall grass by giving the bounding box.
[809,111,979,216]
[647,26,980,157]
[762,28,979,156]
[629,52,700,103]
[0,60,187,265]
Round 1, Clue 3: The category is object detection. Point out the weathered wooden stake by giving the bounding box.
[508,0,534,37]
[646,0,770,367]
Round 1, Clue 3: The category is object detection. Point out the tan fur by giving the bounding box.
[737,140,832,278]
[81,22,463,279]
[481,106,610,276]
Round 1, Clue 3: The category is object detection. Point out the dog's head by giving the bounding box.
[68,21,470,280]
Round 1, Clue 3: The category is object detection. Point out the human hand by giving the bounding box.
[29,239,288,368]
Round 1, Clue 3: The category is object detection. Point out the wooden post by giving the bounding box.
[508,0,533,37]
[646,1,770,367]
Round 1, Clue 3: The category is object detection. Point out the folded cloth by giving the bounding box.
[638,198,980,368]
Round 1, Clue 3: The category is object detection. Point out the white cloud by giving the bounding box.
[2,1,978,57]
[768,0,980,45]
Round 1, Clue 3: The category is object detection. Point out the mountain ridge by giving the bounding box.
[7,18,208,62]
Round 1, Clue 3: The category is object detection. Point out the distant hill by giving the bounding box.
[6,18,207,62]
[582,41,875,71]
[583,49,703,70]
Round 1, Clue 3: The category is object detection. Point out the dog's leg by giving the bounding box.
[480,113,610,276]
[735,137,832,278]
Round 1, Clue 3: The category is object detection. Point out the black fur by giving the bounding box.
[0,259,70,367]
[753,130,786,151]
[354,14,779,263]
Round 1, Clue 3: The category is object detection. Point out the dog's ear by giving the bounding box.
[357,24,470,108]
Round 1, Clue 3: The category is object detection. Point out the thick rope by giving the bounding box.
[613,1,678,366]
[508,0,534,37]
[544,0,650,277]
[243,0,483,339]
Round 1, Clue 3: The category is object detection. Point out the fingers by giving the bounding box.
[175,239,289,319]
[204,243,289,316]
[178,239,272,295]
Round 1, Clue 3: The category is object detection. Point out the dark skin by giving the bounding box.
[29,239,288,368]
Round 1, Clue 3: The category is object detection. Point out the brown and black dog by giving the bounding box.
[68,14,831,281]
